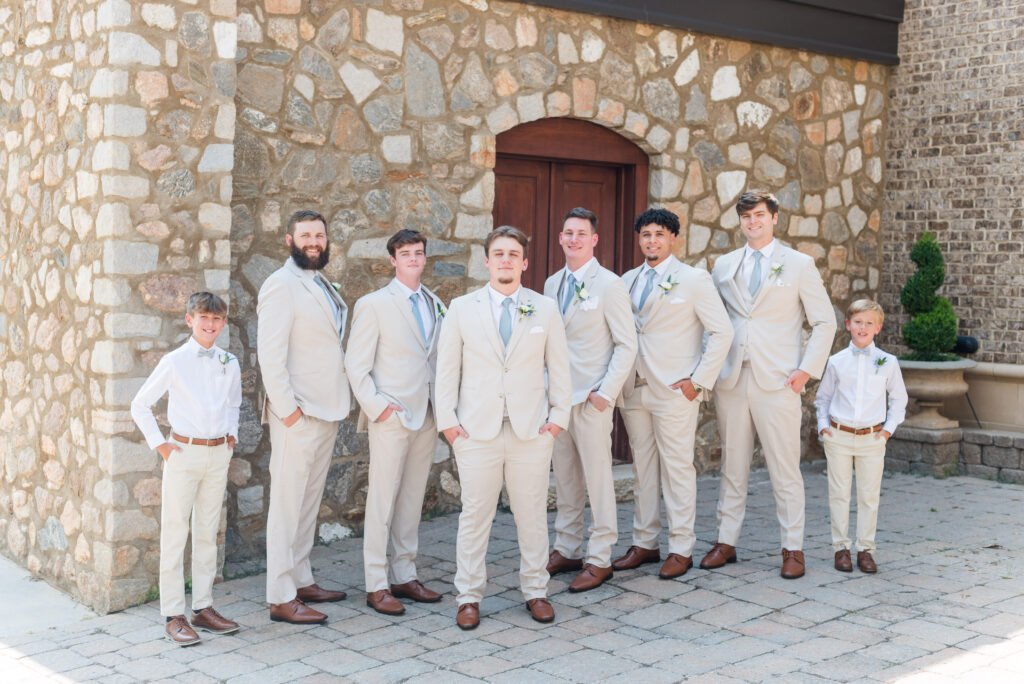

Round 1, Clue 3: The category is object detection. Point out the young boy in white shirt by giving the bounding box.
[131,292,242,645]
[814,299,907,574]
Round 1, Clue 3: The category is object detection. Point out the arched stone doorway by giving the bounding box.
[493,118,649,293]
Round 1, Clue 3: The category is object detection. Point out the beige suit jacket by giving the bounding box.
[345,279,444,432]
[543,261,637,406]
[620,255,734,401]
[712,243,837,391]
[435,286,572,442]
[257,257,351,423]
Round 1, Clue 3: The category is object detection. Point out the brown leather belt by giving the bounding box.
[171,433,227,447]
[830,420,882,436]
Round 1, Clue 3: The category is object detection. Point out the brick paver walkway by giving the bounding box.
[3,467,1024,682]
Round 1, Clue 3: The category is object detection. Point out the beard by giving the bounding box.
[291,241,330,270]
[645,253,661,262]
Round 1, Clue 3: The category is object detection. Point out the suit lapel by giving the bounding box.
[474,289,506,360]
[719,250,748,314]
[751,246,786,310]
[642,256,678,322]
[423,285,444,351]
[623,266,643,316]
[504,291,533,358]
[561,263,591,327]
[388,280,429,352]
[289,260,340,338]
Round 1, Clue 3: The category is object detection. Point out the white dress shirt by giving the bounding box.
[739,239,778,292]
[131,337,243,449]
[393,278,434,341]
[630,258,671,310]
[814,342,908,435]
[487,284,521,332]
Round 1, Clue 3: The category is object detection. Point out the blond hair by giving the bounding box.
[846,299,884,323]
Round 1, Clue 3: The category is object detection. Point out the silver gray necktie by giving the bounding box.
[748,251,763,296]
[499,297,514,346]
[638,269,656,310]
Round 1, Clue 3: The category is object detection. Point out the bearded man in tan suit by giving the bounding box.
[346,229,446,616]
[258,210,351,625]
[436,226,572,631]
[702,190,836,579]
[543,208,637,592]
[612,208,734,580]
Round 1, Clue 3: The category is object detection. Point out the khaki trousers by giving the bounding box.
[363,412,438,592]
[822,428,887,552]
[714,366,805,550]
[453,420,553,605]
[159,441,231,617]
[266,413,339,605]
[620,385,701,557]
[552,401,618,567]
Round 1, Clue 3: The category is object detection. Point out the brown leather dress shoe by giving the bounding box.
[857,551,878,573]
[568,564,613,593]
[699,543,737,569]
[367,590,405,615]
[270,598,327,624]
[546,550,583,576]
[456,602,479,630]
[781,549,805,579]
[834,549,853,572]
[296,583,347,603]
[526,598,555,623]
[190,606,239,634]
[390,579,442,603]
[611,546,660,570]
[165,615,201,646]
[658,554,693,579]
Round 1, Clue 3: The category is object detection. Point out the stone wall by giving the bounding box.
[881,0,1024,365]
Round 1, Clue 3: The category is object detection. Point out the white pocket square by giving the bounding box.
[579,296,599,311]
[529,325,544,334]
[670,297,686,305]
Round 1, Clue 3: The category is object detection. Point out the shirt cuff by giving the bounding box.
[595,390,613,403]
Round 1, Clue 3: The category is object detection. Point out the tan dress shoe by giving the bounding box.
[857,551,878,573]
[526,598,555,623]
[834,549,853,572]
[611,546,660,570]
[456,602,479,630]
[165,615,201,646]
[546,550,583,576]
[568,564,613,593]
[658,554,693,579]
[699,543,737,569]
[269,598,327,624]
[367,590,405,615]
[390,580,442,603]
[190,606,239,634]
[296,583,347,603]
[781,549,805,579]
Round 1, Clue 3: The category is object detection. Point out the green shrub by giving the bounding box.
[900,232,959,361]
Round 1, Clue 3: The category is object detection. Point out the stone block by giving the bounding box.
[141,3,176,30]
[382,135,412,164]
[961,429,993,445]
[198,202,231,235]
[94,278,131,306]
[97,0,132,28]
[90,69,129,98]
[965,464,997,480]
[991,432,1017,447]
[104,313,162,339]
[998,469,1024,485]
[339,62,380,104]
[960,441,981,465]
[101,175,150,199]
[455,213,492,240]
[96,202,131,237]
[98,437,158,475]
[105,509,159,542]
[92,141,130,171]
[213,21,236,59]
[238,486,264,517]
[711,66,740,100]
[94,478,130,506]
[982,445,1020,469]
[367,9,403,56]
[103,241,158,274]
[90,340,135,374]
[108,32,161,66]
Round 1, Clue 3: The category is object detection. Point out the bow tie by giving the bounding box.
[197,347,217,359]
[850,346,871,357]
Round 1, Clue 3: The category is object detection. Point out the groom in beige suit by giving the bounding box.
[258,210,351,625]
[543,208,637,592]
[613,208,734,580]
[346,229,445,616]
[436,226,572,630]
[703,190,836,579]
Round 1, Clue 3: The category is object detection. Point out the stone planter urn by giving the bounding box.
[898,358,977,430]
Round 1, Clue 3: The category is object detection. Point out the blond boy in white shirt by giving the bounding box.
[814,299,907,574]
[131,292,242,646]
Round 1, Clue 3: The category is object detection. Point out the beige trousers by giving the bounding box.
[363,412,438,592]
[552,401,618,567]
[620,385,701,557]
[266,412,339,605]
[453,420,553,605]
[822,428,887,552]
[714,366,806,550]
[159,441,231,617]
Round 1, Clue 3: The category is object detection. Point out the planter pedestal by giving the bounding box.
[898,358,977,429]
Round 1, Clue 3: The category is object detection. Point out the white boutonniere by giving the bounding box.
[436,301,446,320]
[873,356,887,375]
[518,303,535,320]
[769,262,784,279]
[331,281,342,294]
[218,352,234,376]
[657,274,678,297]
[572,281,590,305]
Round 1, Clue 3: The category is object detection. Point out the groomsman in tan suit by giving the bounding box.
[436,226,572,630]
[613,208,734,579]
[346,229,445,615]
[702,190,836,579]
[258,210,351,625]
[542,208,637,592]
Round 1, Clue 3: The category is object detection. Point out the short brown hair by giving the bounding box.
[735,190,779,216]
[484,225,529,255]
[287,209,327,234]
[847,299,884,323]
[563,207,597,230]
[187,291,227,317]
[387,229,427,257]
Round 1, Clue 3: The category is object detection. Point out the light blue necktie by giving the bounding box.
[315,276,341,330]
[499,297,514,346]
[637,269,656,310]
[748,251,763,296]
[561,273,576,314]
[409,293,427,342]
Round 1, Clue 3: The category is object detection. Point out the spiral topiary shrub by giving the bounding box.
[900,232,959,361]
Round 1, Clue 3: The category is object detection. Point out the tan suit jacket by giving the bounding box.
[712,243,836,391]
[543,261,638,406]
[346,279,444,432]
[257,257,351,423]
[435,286,572,442]
[621,255,734,401]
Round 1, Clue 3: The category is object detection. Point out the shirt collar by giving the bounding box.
[488,284,521,308]
[392,278,422,299]
[848,342,876,356]
[745,239,776,263]
[642,255,673,279]
[186,336,219,355]
[566,257,597,282]
[290,257,319,279]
